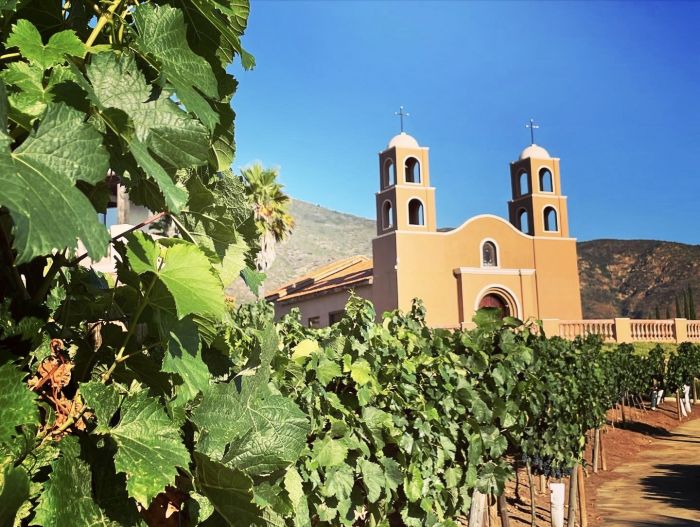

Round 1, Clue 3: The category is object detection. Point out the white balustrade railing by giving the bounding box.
[557,318,699,344]
[559,320,616,342]
[688,321,700,341]
[630,320,675,342]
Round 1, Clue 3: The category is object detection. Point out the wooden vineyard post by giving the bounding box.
[577,464,588,527]
[498,493,511,527]
[592,428,600,473]
[620,400,627,423]
[677,390,683,421]
[567,466,578,527]
[693,378,698,405]
[488,495,499,527]
[600,429,608,471]
[469,490,487,527]
[539,474,546,495]
[526,463,537,527]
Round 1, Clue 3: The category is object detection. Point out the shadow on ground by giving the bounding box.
[616,420,672,437]
[640,463,700,514]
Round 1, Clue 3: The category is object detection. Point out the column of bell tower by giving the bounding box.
[508,144,570,237]
[375,132,436,235]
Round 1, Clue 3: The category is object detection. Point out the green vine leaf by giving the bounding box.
[163,317,209,402]
[6,20,85,69]
[81,381,120,435]
[312,437,347,469]
[125,232,226,319]
[0,459,29,526]
[32,437,118,527]
[133,4,220,131]
[107,391,189,506]
[0,99,110,263]
[283,467,311,527]
[194,452,275,527]
[0,362,38,445]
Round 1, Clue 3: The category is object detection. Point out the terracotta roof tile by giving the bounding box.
[265,256,373,303]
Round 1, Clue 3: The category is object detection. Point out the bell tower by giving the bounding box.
[375,132,436,235]
[508,143,570,238]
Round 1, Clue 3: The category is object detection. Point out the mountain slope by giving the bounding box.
[578,239,700,318]
[230,199,699,319]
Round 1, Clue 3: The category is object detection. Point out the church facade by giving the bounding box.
[266,132,583,328]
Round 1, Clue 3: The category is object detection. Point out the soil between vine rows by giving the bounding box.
[492,400,700,527]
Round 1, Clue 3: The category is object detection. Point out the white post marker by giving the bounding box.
[550,482,565,527]
[684,384,692,414]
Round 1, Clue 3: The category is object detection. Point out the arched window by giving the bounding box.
[383,159,395,188]
[544,207,558,232]
[382,201,393,229]
[517,209,530,234]
[482,241,497,267]
[539,168,553,192]
[405,157,421,183]
[519,171,530,196]
[408,199,424,226]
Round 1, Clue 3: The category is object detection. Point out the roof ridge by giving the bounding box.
[267,255,370,299]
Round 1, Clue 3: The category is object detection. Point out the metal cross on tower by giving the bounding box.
[395,106,409,133]
[525,118,539,145]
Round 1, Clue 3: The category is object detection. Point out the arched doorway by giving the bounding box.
[478,292,511,318]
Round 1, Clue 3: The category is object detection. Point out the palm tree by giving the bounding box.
[239,163,294,272]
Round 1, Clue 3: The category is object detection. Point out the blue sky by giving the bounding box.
[231,1,700,244]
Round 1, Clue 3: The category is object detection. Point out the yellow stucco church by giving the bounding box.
[266,131,583,328]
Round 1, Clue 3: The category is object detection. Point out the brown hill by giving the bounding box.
[229,200,699,319]
[577,239,700,319]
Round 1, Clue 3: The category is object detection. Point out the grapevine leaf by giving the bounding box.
[0,101,110,263]
[380,457,403,493]
[0,362,37,445]
[163,317,209,401]
[1,62,49,125]
[81,381,120,435]
[361,407,392,449]
[316,357,342,385]
[283,467,311,527]
[350,359,373,385]
[124,230,158,275]
[82,52,205,212]
[109,392,189,506]
[240,266,265,296]
[133,4,219,131]
[0,460,29,527]
[32,437,118,527]
[193,381,309,474]
[194,452,274,527]
[312,437,347,468]
[358,460,384,503]
[6,20,85,69]
[291,338,319,362]
[221,394,309,474]
[404,465,424,503]
[321,464,354,501]
[159,242,225,319]
[86,52,209,169]
[187,0,255,70]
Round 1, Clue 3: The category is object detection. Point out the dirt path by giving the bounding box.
[595,417,700,526]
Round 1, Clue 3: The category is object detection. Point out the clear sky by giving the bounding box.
[231,1,700,244]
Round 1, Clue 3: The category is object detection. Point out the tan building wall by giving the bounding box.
[274,285,373,327]
[377,214,581,328]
